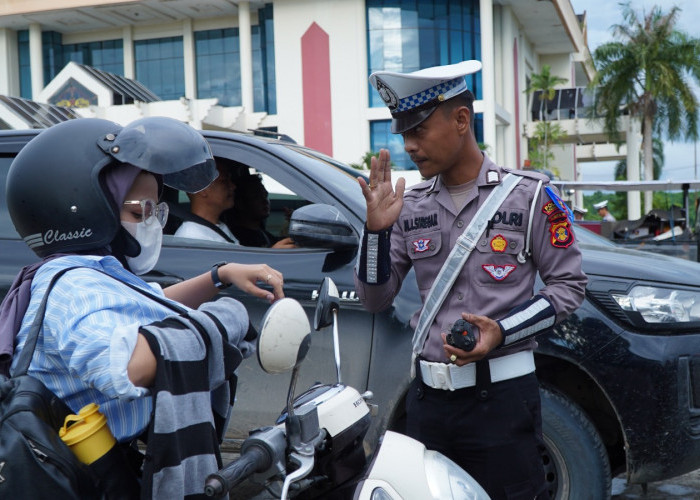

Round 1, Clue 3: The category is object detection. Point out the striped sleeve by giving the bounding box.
[355,225,392,285]
[496,295,556,346]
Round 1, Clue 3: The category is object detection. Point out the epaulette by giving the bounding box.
[505,168,551,184]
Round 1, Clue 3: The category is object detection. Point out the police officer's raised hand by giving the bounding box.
[357,149,405,231]
[442,312,504,366]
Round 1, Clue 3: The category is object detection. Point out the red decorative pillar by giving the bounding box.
[301,22,332,156]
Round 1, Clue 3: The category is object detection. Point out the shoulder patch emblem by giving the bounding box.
[412,238,432,253]
[542,201,558,216]
[482,264,516,281]
[544,186,574,223]
[550,220,574,248]
[490,235,507,252]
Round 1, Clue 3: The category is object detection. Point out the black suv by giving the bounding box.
[2,128,700,498]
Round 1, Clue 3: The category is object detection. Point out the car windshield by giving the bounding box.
[574,224,617,247]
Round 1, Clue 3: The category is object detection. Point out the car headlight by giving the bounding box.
[612,285,700,324]
[424,449,490,499]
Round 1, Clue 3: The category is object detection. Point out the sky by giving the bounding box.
[568,0,700,183]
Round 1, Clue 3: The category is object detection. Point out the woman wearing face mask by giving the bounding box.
[0,117,284,497]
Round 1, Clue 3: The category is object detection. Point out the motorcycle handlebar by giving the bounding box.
[204,446,269,498]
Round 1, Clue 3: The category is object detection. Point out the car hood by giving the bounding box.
[581,243,700,285]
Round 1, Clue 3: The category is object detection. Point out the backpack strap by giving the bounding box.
[13,266,187,376]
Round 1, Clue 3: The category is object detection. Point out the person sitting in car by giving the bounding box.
[174,159,240,243]
[222,173,296,249]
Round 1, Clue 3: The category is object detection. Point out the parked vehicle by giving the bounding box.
[204,277,489,499]
[2,128,700,498]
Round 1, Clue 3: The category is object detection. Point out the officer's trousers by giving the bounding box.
[406,371,549,500]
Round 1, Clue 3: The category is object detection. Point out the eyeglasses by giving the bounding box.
[123,199,169,227]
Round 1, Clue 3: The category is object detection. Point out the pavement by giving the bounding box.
[613,470,700,499]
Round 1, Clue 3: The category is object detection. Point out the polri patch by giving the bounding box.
[490,235,507,252]
[412,238,432,253]
[482,264,516,281]
[550,220,574,248]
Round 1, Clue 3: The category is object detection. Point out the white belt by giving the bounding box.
[419,350,535,391]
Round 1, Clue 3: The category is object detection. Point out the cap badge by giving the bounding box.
[375,77,399,111]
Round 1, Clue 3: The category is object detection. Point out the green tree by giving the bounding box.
[592,2,700,207]
[528,121,566,177]
[524,65,568,172]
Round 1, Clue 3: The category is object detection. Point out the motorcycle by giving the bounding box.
[204,277,490,499]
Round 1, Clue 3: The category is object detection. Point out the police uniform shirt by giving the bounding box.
[354,154,588,363]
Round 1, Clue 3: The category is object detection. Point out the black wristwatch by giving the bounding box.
[210,261,231,289]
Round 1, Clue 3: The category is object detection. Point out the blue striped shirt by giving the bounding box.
[11,255,186,442]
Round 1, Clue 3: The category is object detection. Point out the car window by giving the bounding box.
[164,155,312,248]
[0,157,18,239]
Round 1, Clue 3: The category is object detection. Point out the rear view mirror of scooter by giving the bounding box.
[314,276,342,383]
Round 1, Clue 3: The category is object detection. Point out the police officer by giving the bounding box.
[594,200,616,221]
[354,61,587,499]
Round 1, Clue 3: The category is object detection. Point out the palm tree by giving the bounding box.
[614,137,665,180]
[524,65,568,172]
[592,2,700,212]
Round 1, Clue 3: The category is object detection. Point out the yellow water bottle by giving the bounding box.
[59,403,115,464]
[60,403,140,498]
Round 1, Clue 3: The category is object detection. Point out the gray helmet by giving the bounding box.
[7,117,217,257]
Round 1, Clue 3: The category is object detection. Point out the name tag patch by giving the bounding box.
[412,238,432,253]
[482,264,516,281]
[403,213,438,232]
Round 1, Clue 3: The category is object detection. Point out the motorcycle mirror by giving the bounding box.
[314,277,340,331]
[257,298,311,374]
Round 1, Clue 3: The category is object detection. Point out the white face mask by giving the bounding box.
[121,218,163,275]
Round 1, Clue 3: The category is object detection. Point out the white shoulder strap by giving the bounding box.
[410,173,522,375]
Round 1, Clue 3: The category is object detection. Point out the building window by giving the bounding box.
[254,3,276,114]
[135,36,185,100]
[62,39,124,76]
[195,4,276,113]
[366,0,482,108]
[370,120,413,169]
[370,115,483,170]
[195,28,241,107]
[18,30,31,99]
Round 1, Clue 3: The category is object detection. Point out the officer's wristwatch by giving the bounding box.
[210,261,232,289]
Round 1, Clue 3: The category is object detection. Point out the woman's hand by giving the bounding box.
[219,263,284,303]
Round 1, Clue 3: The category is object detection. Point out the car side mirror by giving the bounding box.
[288,204,358,250]
[257,298,311,374]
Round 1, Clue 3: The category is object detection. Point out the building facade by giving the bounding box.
[0,0,597,180]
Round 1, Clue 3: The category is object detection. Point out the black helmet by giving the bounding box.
[7,117,217,257]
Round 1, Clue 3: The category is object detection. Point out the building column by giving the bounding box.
[238,1,254,113]
[183,18,196,100]
[626,118,642,220]
[479,0,497,161]
[29,23,44,100]
[123,26,134,79]
[0,29,19,96]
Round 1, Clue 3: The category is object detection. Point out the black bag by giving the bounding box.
[0,267,101,499]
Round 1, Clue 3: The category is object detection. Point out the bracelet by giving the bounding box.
[210,261,231,290]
